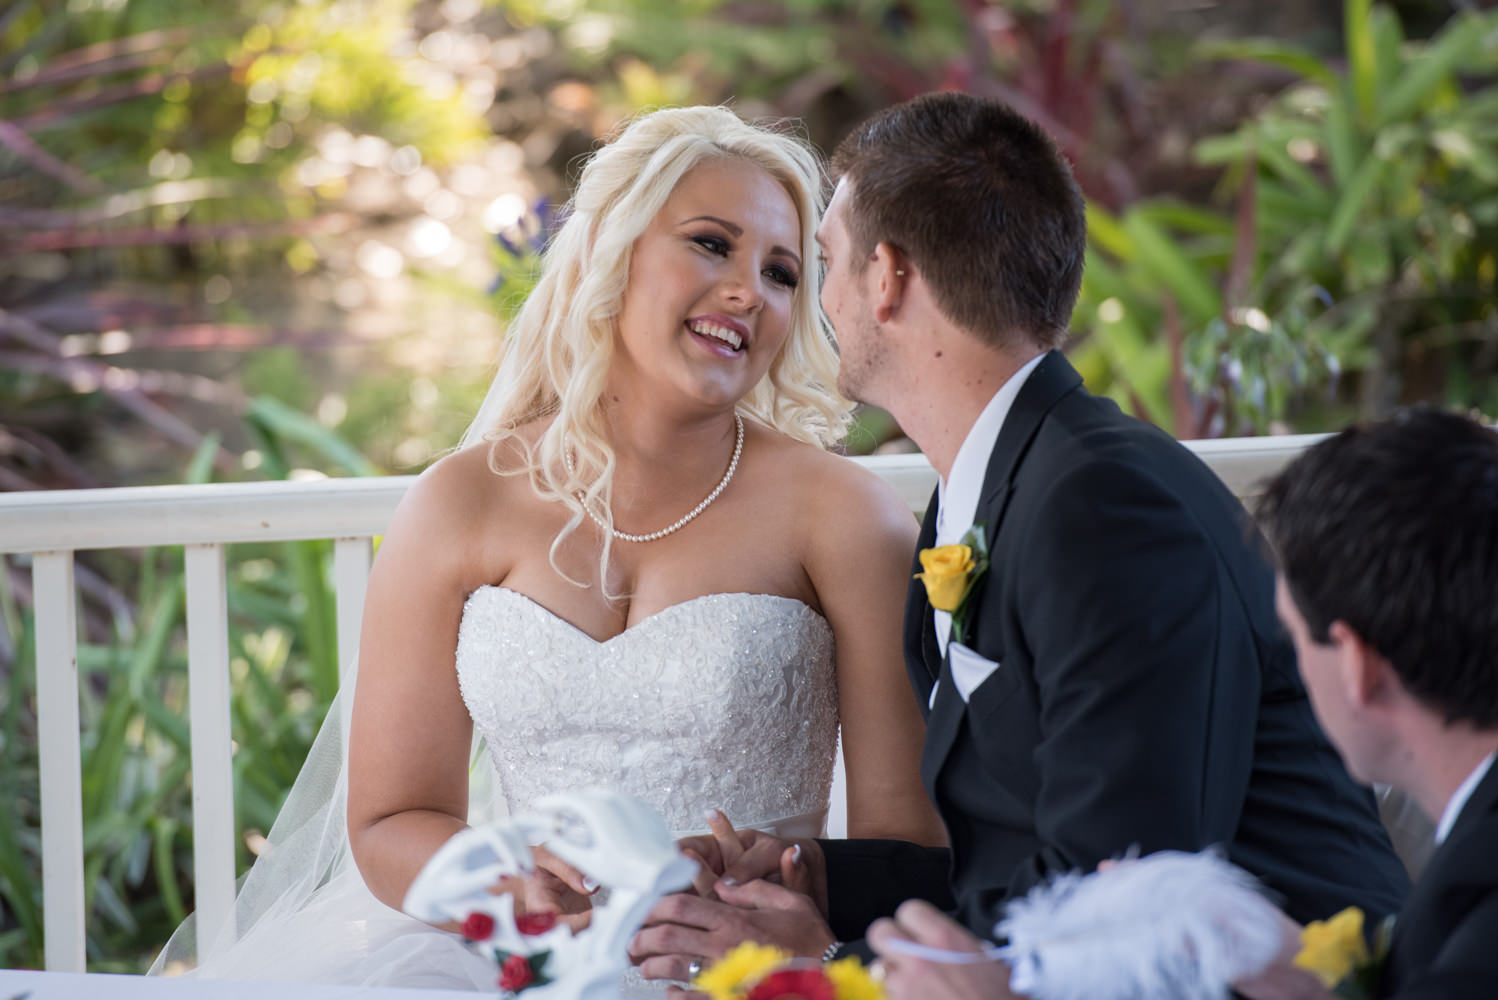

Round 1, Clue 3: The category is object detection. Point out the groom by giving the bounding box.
[632,93,1407,977]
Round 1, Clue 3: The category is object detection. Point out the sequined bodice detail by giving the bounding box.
[456,587,838,837]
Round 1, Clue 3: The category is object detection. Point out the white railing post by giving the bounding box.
[183,544,236,953]
[33,551,85,973]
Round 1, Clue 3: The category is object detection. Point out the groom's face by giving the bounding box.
[817,179,889,406]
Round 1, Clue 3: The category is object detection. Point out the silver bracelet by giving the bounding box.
[821,940,844,964]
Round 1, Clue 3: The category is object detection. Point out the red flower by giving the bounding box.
[515,911,558,936]
[461,911,496,941]
[499,953,534,992]
[745,968,837,1000]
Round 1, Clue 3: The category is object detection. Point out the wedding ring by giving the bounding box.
[686,957,704,979]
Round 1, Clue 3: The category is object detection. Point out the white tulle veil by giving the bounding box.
[148,657,506,988]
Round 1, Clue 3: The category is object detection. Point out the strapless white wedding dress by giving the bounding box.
[155,587,837,996]
[460,587,838,837]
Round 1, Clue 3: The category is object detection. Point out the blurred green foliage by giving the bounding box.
[1071,0,1498,435]
[0,0,492,490]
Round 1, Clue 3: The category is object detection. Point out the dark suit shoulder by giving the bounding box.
[1028,388,1233,497]
[1017,389,1297,681]
[1001,447,1222,577]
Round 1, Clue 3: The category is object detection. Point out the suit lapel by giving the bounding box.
[920,350,1084,790]
[902,486,944,710]
[920,653,967,792]
[975,350,1083,551]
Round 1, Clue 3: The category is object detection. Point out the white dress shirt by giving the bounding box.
[1434,749,1496,845]
[932,352,1046,658]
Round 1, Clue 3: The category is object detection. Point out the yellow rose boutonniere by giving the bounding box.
[916,525,989,643]
[1293,906,1394,999]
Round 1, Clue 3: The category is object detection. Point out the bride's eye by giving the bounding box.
[691,234,730,256]
[764,263,799,289]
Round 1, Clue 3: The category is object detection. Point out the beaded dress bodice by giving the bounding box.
[455,587,839,838]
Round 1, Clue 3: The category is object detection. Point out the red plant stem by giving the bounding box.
[0,120,103,194]
[0,46,179,96]
[9,213,358,253]
[9,64,234,131]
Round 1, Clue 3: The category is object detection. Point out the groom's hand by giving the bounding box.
[630,879,836,982]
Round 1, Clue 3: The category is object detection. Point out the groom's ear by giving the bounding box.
[1329,620,1393,712]
[871,241,912,323]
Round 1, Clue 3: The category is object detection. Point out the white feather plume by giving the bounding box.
[995,850,1287,1000]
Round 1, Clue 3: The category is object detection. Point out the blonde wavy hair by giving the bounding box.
[458,105,852,586]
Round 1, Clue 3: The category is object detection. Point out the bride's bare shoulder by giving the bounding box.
[399,441,512,519]
[765,432,913,516]
[378,433,542,579]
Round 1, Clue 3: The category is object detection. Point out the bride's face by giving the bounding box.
[612,157,803,411]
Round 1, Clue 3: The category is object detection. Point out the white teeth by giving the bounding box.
[690,320,743,351]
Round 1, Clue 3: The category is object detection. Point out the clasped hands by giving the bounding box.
[634,810,1017,1000]
[496,809,833,981]
[628,810,835,985]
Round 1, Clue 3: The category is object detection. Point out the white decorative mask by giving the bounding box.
[403,789,698,998]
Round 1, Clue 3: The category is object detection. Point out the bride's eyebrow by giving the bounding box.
[681,214,743,235]
[681,214,801,268]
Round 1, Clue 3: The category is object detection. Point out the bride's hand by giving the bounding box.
[676,809,758,879]
[516,844,598,933]
[680,810,792,882]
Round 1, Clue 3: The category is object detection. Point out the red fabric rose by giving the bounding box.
[460,911,496,941]
[499,953,534,992]
[745,968,837,1000]
[515,911,558,936]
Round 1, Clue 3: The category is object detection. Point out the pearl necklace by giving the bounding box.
[565,413,744,543]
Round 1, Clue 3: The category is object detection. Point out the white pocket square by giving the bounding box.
[948,642,1000,703]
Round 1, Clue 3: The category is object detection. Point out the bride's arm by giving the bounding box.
[805,459,946,847]
[345,451,491,911]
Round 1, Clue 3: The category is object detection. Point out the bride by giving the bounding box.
[155,106,944,991]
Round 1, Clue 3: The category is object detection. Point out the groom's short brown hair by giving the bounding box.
[829,92,1085,351]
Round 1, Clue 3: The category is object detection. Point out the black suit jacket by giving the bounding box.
[1380,760,1498,998]
[821,351,1409,946]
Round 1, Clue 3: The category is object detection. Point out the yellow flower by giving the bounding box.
[1294,907,1371,988]
[695,942,791,1000]
[825,957,886,1000]
[916,544,977,611]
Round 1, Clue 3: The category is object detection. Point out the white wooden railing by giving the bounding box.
[0,434,1324,972]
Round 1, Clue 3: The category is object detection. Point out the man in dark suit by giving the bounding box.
[1253,408,1498,998]
[866,408,1498,1000]
[629,92,1407,983]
